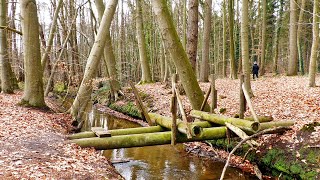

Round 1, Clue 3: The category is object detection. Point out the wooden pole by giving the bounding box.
[210,74,217,113]
[239,74,246,119]
[201,87,211,111]
[171,74,178,145]
[174,85,193,138]
[241,83,259,123]
[129,81,154,125]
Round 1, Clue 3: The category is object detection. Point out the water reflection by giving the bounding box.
[81,104,256,180]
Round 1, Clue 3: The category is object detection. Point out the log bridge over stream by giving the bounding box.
[68,74,294,150]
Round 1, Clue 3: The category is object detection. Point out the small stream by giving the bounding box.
[81,104,256,180]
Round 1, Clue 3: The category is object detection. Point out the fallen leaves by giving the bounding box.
[0,91,122,179]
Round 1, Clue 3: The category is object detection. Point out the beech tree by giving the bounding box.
[19,0,46,107]
[308,0,319,87]
[0,0,14,93]
[287,0,298,76]
[186,0,198,72]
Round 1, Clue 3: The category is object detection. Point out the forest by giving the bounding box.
[0,0,319,179]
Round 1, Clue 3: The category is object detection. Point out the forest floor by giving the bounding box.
[0,92,122,179]
[127,74,319,178]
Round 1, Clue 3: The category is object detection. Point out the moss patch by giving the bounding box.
[109,102,142,119]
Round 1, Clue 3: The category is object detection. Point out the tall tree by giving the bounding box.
[241,0,252,95]
[228,0,237,79]
[287,0,298,76]
[308,0,319,87]
[136,0,152,83]
[199,0,212,82]
[151,0,209,111]
[19,0,46,107]
[297,0,306,75]
[0,0,14,93]
[259,0,267,76]
[186,0,198,72]
[222,0,227,78]
[272,0,284,74]
[70,0,118,119]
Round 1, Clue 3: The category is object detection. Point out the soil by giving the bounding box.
[0,92,123,179]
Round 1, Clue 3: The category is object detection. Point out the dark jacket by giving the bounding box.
[252,64,259,74]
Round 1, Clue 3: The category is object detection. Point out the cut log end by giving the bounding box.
[251,122,260,132]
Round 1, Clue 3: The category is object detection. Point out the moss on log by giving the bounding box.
[190,110,260,132]
[70,127,227,150]
[67,126,165,140]
[149,113,211,136]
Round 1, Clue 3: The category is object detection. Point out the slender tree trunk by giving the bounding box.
[241,0,252,95]
[136,0,152,83]
[0,0,14,93]
[297,0,306,75]
[186,0,198,72]
[308,0,319,87]
[222,0,227,78]
[199,0,212,82]
[70,0,118,119]
[287,0,298,76]
[151,0,209,111]
[272,0,284,74]
[260,0,266,76]
[228,0,237,79]
[182,0,187,50]
[41,0,63,71]
[19,0,46,107]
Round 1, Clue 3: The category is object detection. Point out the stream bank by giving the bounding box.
[92,76,320,179]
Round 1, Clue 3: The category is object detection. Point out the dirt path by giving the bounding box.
[0,92,122,179]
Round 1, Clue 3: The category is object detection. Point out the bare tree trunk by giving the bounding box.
[260,0,266,76]
[241,0,252,95]
[199,0,212,82]
[297,0,306,75]
[186,0,198,72]
[0,0,14,93]
[229,0,237,79]
[136,0,152,83]
[308,0,319,87]
[70,0,118,119]
[151,0,209,111]
[287,0,298,76]
[41,0,63,71]
[19,0,46,107]
[272,0,284,74]
[222,0,227,78]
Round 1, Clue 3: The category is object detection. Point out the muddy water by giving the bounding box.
[81,106,255,180]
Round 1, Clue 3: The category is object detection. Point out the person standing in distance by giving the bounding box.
[252,61,259,79]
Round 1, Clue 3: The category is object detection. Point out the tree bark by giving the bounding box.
[308,0,319,87]
[222,0,227,78]
[199,0,212,82]
[0,0,14,93]
[272,0,284,74]
[70,0,118,119]
[186,0,198,71]
[259,0,267,76]
[19,0,46,107]
[151,0,209,111]
[228,0,237,79]
[241,0,252,95]
[287,0,298,76]
[136,0,152,83]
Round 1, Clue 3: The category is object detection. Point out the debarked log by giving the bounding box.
[70,127,227,150]
[67,126,165,140]
[149,113,212,136]
[190,110,260,132]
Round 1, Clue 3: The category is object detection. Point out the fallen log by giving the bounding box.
[67,126,165,140]
[70,127,227,150]
[149,113,211,136]
[244,116,273,123]
[190,110,260,132]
